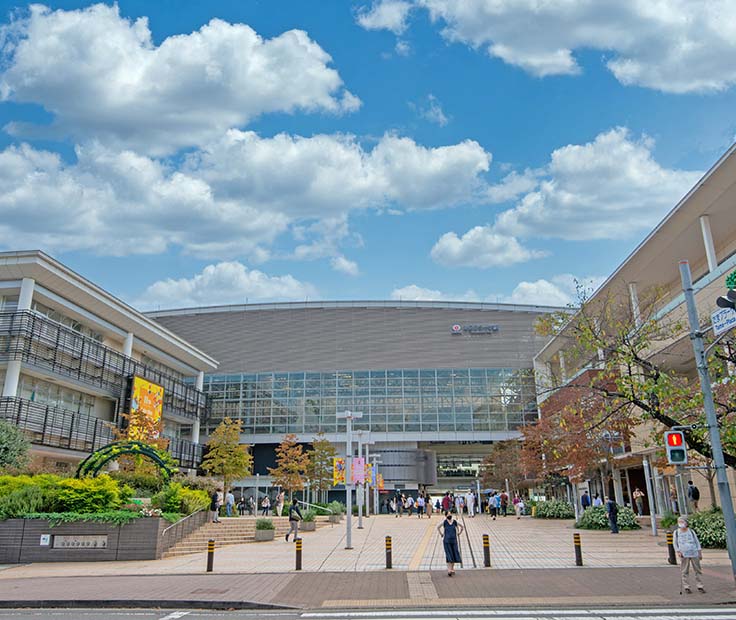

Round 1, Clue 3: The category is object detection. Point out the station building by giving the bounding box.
[0,251,216,471]
[149,301,558,493]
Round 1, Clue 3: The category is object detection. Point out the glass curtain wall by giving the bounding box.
[202,368,537,436]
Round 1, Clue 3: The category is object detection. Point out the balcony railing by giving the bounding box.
[0,397,204,469]
[0,310,208,421]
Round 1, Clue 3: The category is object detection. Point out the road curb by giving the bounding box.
[0,600,297,610]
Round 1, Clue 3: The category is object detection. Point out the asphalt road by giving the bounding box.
[1,608,736,620]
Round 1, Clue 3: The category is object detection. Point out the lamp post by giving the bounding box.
[370,454,382,516]
[337,411,362,550]
[356,431,364,529]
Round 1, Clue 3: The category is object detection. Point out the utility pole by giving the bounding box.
[680,260,736,582]
[337,411,362,550]
[356,431,364,529]
[642,456,658,536]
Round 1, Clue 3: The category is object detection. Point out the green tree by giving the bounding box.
[479,440,527,492]
[0,420,30,471]
[269,433,309,499]
[306,432,337,502]
[201,417,253,492]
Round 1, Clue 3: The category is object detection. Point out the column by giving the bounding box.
[3,278,34,398]
[558,352,567,382]
[192,372,204,444]
[628,282,642,328]
[196,371,204,391]
[700,215,718,273]
[123,332,134,357]
[191,418,201,445]
[613,468,624,505]
[18,278,35,311]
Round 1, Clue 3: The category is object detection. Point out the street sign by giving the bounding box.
[712,307,736,337]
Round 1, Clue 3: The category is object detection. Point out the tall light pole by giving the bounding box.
[370,454,382,516]
[337,410,362,550]
[680,260,736,582]
[363,434,374,516]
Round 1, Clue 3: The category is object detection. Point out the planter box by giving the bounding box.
[0,518,166,563]
[300,521,316,531]
[254,529,275,541]
[328,514,341,524]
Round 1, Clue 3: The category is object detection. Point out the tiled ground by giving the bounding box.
[0,513,729,579]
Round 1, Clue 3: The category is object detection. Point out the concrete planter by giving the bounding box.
[300,521,316,531]
[328,514,341,524]
[0,518,166,563]
[254,529,275,542]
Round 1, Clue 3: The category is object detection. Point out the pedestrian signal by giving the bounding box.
[665,430,687,464]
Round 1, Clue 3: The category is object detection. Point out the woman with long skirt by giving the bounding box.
[437,511,463,576]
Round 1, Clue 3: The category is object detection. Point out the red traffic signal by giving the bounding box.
[664,431,687,464]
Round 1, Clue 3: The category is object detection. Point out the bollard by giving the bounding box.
[667,531,677,565]
[295,537,303,571]
[482,534,491,568]
[531,505,537,518]
[206,539,215,572]
[573,533,583,566]
[385,535,392,569]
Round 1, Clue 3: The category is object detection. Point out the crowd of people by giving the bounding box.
[382,489,528,519]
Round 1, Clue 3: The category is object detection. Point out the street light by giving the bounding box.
[337,410,362,550]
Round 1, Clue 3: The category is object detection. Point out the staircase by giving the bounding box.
[163,515,334,557]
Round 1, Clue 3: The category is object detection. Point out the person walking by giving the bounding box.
[248,495,256,516]
[674,516,705,593]
[407,495,415,517]
[441,492,451,513]
[210,488,222,523]
[417,494,425,518]
[593,493,603,507]
[276,490,285,517]
[285,498,303,542]
[670,485,679,513]
[437,511,463,577]
[237,495,246,516]
[513,494,524,519]
[687,481,700,512]
[581,490,591,511]
[426,494,433,518]
[225,489,235,517]
[261,495,271,516]
[632,487,645,517]
[500,491,509,516]
[466,491,475,517]
[605,496,619,534]
[455,494,464,515]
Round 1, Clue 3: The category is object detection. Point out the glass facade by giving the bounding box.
[202,367,538,436]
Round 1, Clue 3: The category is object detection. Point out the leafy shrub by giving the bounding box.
[0,485,50,518]
[534,499,575,519]
[171,474,218,495]
[54,475,125,512]
[576,505,641,530]
[661,510,679,529]
[110,471,164,496]
[151,483,210,514]
[327,501,345,515]
[0,474,62,497]
[302,509,316,523]
[256,518,274,530]
[23,511,143,527]
[180,487,209,514]
[689,508,726,549]
[0,419,30,470]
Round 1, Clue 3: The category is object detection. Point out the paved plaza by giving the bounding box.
[0,514,730,579]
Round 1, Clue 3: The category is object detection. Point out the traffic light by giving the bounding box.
[717,288,736,311]
[665,430,687,465]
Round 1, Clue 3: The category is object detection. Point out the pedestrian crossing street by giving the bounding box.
[301,608,736,620]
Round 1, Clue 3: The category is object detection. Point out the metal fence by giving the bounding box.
[0,397,204,468]
[0,310,208,421]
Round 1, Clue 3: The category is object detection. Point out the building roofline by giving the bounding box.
[0,250,218,370]
[146,299,569,318]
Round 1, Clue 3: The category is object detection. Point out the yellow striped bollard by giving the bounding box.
[483,534,491,567]
[573,532,583,566]
[295,536,303,570]
[667,531,677,565]
[206,539,215,572]
[385,535,392,569]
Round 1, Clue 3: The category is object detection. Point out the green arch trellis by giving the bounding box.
[75,440,174,479]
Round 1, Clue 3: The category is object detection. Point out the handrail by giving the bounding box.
[297,500,333,514]
[162,508,205,536]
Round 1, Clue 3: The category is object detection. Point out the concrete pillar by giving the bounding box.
[558,352,567,382]
[699,215,718,273]
[613,469,624,505]
[2,360,21,398]
[196,371,204,392]
[123,332,134,357]
[191,418,201,445]
[18,278,35,311]
[628,282,642,328]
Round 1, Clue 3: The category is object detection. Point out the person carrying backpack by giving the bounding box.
[285,498,303,542]
[687,481,700,512]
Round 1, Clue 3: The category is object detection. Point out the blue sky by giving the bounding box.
[0,0,734,310]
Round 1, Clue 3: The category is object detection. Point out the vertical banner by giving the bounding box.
[333,457,346,486]
[128,376,164,440]
[352,457,365,483]
[364,462,373,486]
[377,473,384,490]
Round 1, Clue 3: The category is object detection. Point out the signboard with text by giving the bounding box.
[352,457,365,483]
[713,307,736,337]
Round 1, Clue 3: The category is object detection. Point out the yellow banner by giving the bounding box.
[333,457,346,486]
[365,462,373,486]
[128,376,164,440]
[377,473,384,490]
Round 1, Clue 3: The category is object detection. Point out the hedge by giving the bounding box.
[576,505,640,530]
[534,499,575,519]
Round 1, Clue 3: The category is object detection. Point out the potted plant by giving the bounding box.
[327,501,344,523]
[300,509,317,531]
[254,518,275,541]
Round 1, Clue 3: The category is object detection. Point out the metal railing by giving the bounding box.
[0,396,204,468]
[0,310,208,421]
[161,508,209,552]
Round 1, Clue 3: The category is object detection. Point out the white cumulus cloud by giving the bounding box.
[357,1,413,35]
[390,284,480,302]
[330,256,360,276]
[431,226,546,268]
[494,128,702,240]
[503,274,605,307]
[0,4,360,154]
[137,262,318,310]
[412,0,736,93]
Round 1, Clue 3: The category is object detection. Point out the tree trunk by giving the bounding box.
[706,462,718,509]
